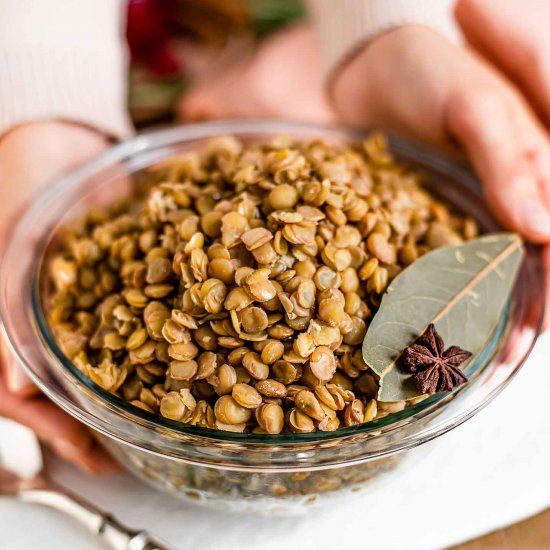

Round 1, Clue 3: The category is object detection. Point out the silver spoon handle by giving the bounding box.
[18,489,176,550]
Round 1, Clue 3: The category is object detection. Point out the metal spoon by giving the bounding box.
[0,419,176,550]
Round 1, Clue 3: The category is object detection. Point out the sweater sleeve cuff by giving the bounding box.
[0,0,133,140]
[309,0,461,81]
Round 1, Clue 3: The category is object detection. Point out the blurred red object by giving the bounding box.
[126,0,180,75]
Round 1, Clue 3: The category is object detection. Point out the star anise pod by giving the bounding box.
[402,324,472,394]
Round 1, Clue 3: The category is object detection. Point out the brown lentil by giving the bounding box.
[260,340,285,364]
[255,379,287,398]
[259,403,285,434]
[46,134,475,434]
[214,395,252,425]
[232,383,263,409]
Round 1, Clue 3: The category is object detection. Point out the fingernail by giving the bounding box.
[87,447,123,474]
[5,358,35,395]
[517,200,550,238]
[53,435,93,458]
[63,443,122,475]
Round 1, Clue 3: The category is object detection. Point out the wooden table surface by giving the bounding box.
[451,508,550,549]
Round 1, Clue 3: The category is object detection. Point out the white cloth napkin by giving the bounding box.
[2,333,550,550]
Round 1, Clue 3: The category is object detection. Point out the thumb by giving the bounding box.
[1,336,37,396]
[5,361,36,396]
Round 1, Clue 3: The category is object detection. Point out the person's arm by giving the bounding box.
[0,0,131,473]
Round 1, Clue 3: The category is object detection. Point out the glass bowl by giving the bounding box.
[0,121,544,513]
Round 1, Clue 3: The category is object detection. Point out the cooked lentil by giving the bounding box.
[46,134,477,433]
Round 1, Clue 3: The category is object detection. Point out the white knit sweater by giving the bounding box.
[309,0,459,76]
[0,0,458,138]
[0,0,132,139]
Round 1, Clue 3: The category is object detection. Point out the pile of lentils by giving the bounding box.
[47,134,478,434]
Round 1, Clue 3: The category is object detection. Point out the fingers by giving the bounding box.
[53,439,122,475]
[0,376,118,474]
[445,86,550,242]
[1,349,37,396]
[179,77,260,122]
[178,25,334,124]
[0,380,89,454]
[0,333,37,395]
[458,0,550,233]
[456,0,550,125]
[77,443,122,474]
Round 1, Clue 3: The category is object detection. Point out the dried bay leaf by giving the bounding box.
[362,233,524,402]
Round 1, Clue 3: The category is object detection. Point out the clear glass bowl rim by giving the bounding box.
[0,120,544,453]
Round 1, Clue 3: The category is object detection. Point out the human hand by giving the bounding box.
[178,24,335,124]
[330,20,550,326]
[0,122,120,473]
